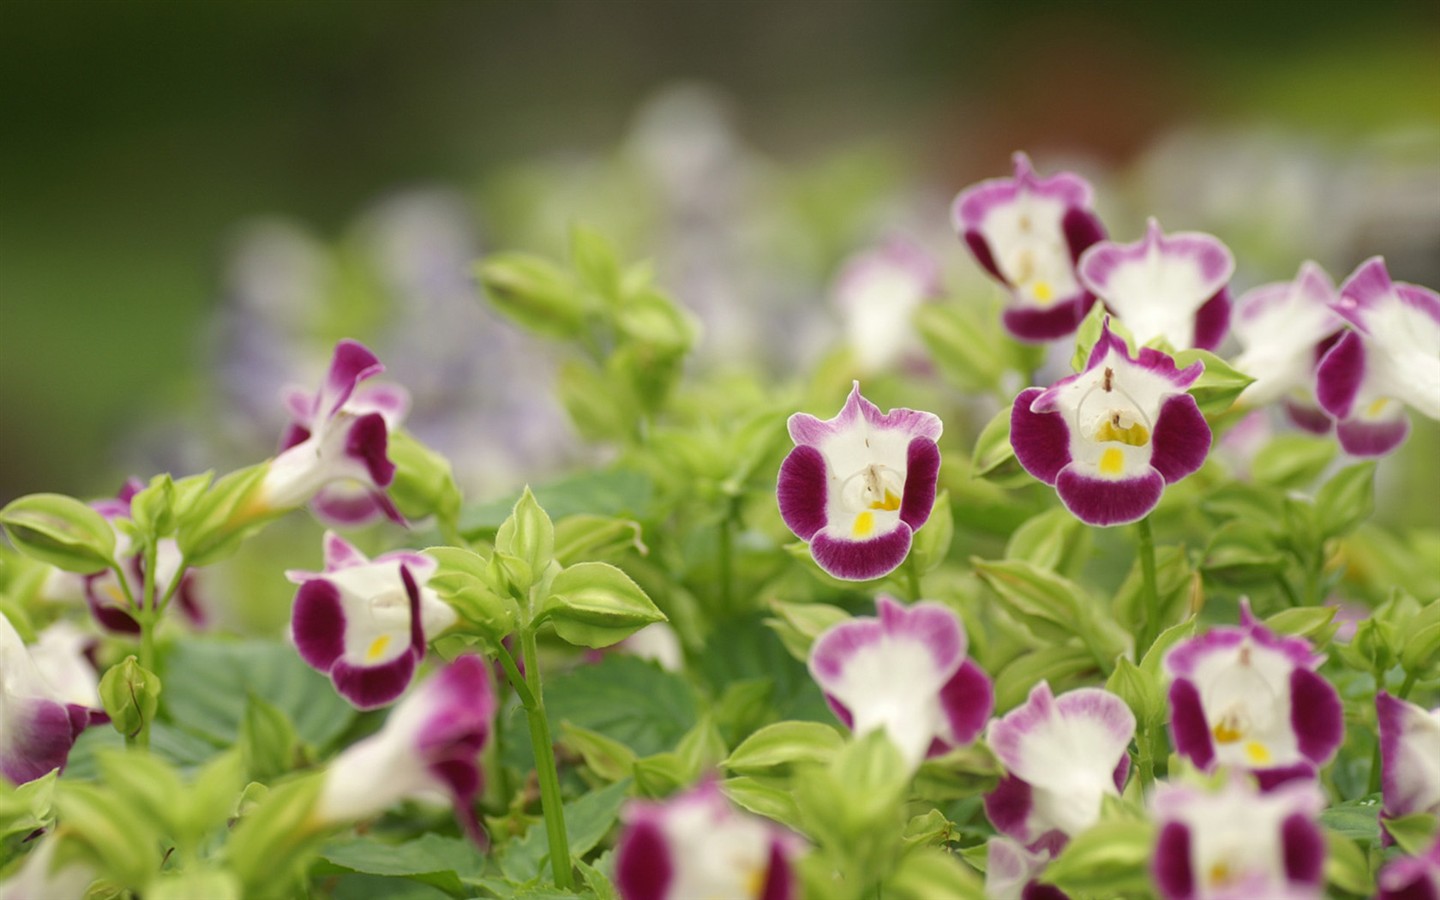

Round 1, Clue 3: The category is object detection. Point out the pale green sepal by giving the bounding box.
[145,868,243,900]
[477,251,588,339]
[385,430,463,525]
[541,561,665,649]
[97,656,161,742]
[559,721,637,783]
[0,493,116,574]
[1385,812,1440,856]
[1324,830,1373,898]
[909,490,953,574]
[1039,819,1155,895]
[175,465,273,568]
[0,768,57,841]
[723,721,845,773]
[54,781,164,888]
[1315,462,1377,539]
[224,773,328,897]
[495,486,555,581]
[424,546,519,639]
[1172,348,1254,420]
[553,514,648,566]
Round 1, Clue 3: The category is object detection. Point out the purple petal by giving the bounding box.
[1154,821,1195,900]
[1010,387,1071,485]
[777,445,828,540]
[1335,415,1410,458]
[963,230,1005,284]
[322,531,369,571]
[809,524,912,581]
[1079,319,1206,391]
[760,841,795,900]
[331,652,418,710]
[936,658,994,749]
[1191,289,1231,352]
[311,486,389,526]
[898,438,941,530]
[1280,813,1325,887]
[788,382,942,446]
[811,597,963,684]
[1289,668,1343,767]
[1002,294,1098,343]
[1062,207,1107,262]
[1315,330,1365,419]
[1253,763,1318,793]
[0,697,79,784]
[985,772,1037,843]
[616,819,674,900]
[83,583,141,635]
[320,339,385,419]
[1284,400,1334,435]
[1167,678,1216,771]
[279,422,311,454]
[1149,394,1211,485]
[1054,464,1163,527]
[343,411,395,488]
[952,152,1095,232]
[291,579,345,672]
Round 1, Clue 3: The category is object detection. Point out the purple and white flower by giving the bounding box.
[0,832,99,899]
[313,653,495,846]
[984,836,1068,900]
[1378,837,1440,900]
[1315,257,1440,457]
[984,682,1134,853]
[777,383,942,581]
[1164,603,1343,787]
[1010,320,1210,526]
[951,152,1106,342]
[1078,218,1234,351]
[615,779,800,900]
[1,613,105,785]
[262,339,405,523]
[807,596,992,771]
[1376,692,1440,824]
[288,532,457,710]
[1151,777,1326,900]
[1230,261,1345,433]
[833,236,942,373]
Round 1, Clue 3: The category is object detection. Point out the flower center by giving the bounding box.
[1205,643,1280,764]
[840,464,903,538]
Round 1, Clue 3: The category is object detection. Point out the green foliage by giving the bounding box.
[0,492,116,574]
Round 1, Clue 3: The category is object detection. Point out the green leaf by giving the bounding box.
[1200,521,1288,586]
[424,546,518,640]
[1401,621,1440,677]
[477,251,588,340]
[1041,819,1155,895]
[970,405,1025,484]
[240,693,302,782]
[570,224,621,305]
[1106,656,1164,727]
[884,847,984,900]
[1319,795,1381,844]
[912,743,1002,801]
[1324,830,1373,897]
[145,868,243,900]
[0,492,116,573]
[723,721,845,773]
[1265,605,1338,643]
[993,644,1099,714]
[387,431,463,525]
[1115,545,1199,641]
[1384,812,1440,855]
[1005,507,1093,580]
[1251,433,1338,489]
[496,779,630,882]
[496,487,555,588]
[764,601,849,662]
[909,490,954,574]
[557,358,637,443]
[320,833,487,898]
[535,655,698,758]
[914,303,1010,394]
[1172,348,1255,420]
[552,514,647,566]
[1315,462,1377,539]
[1069,303,1119,373]
[129,473,177,541]
[720,775,806,833]
[460,469,652,537]
[175,465,273,568]
[226,775,328,896]
[559,722,637,783]
[543,561,666,648]
[0,768,57,841]
[56,781,163,888]
[974,557,1129,669]
[161,639,358,752]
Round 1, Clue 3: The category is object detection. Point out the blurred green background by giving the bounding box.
[2,0,1438,503]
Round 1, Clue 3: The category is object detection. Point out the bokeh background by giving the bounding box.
[3,0,1439,510]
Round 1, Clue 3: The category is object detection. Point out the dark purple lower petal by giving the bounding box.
[1062,208,1106,262]
[1112,754,1131,793]
[1315,331,1365,419]
[1022,884,1070,900]
[1192,289,1231,352]
[1284,400,1333,435]
[1054,465,1163,527]
[429,757,488,849]
[985,772,1035,843]
[1336,415,1410,458]
[331,652,418,710]
[291,580,346,672]
[1153,821,1195,900]
[1254,762,1316,792]
[1149,394,1211,485]
[777,445,828,541]
[345,411,395,487]
[1011,388,1071,485]
[760,841,795,900]
[311,487,386,525]
[175,573,209,629]
[1280,813,1325,887]
[936,659,994,748]
[809,525,912,581]
[1002,294,1097,343]
[615,819,674,900]
[1,697,79,784]
[1290,668,1343,767]
[964,231,1005,284]
[1167,679,1215,771]
[898,438,941,530]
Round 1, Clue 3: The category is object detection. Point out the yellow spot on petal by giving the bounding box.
[1208,861,1233,887]
[744,866,766,898]
[869,488,901,511]
[366,634,391,662]
[1094,419,1150,446]
[1032,281,1054,304]
[1099,447,1126,476]
[852,511,875,537]
[1368,398,1391,416]
[1213,721,1243,744]
[1244,741,1272,765]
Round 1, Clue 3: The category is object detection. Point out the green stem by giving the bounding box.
[1397,671,1418,701]
[519,628,572,890]
[1135,516,1160,659]
[718,499,739,614]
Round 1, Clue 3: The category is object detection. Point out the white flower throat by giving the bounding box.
[1077,367,1153,476]
[840,463,903,538]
